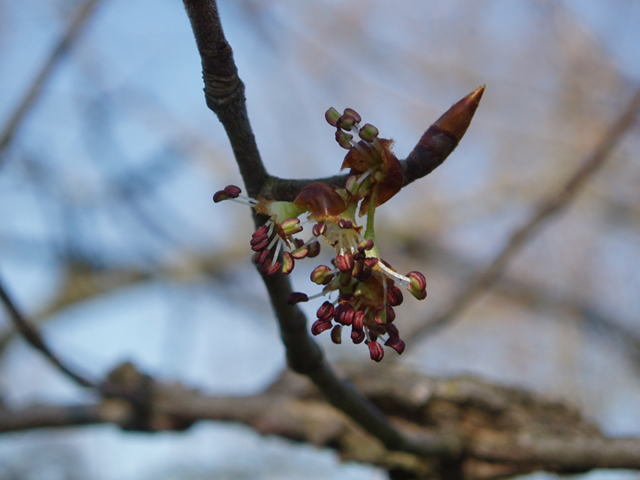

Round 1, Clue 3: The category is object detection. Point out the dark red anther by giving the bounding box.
[353,311,364,331]
[335,303,355,326]
[366,340,384,362]
[387,286,403,306]
[312,222,327,237]
[286,292,309,305]
[386,305,396,323]
[311,319,333,336]
[251,238,269,252]
[254,249,269,266]
[224,185,242,197]
[316,301,335,321]
[262,260,281,276]
[335,253,355,273]
[351,328,365,344]
[364,257,378,268]
[384,336,405,355]
[385,323,399,338]
[338,219,353,229]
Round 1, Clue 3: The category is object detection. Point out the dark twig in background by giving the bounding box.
[0,0,104,167]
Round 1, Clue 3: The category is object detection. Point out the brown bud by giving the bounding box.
[405,85,485,182]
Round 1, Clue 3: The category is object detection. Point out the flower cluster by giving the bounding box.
[214,108,427,362]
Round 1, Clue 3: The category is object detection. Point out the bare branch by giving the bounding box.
[3,362,639,479]
[0,0,104,167]
[0,275,95,388]
[406,84,640,346]
[182,0,464,460]
[182,0,267,198]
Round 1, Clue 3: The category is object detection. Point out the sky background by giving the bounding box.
[0,0,639,479]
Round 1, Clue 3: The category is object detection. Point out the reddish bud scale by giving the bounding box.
[294,182,346,218]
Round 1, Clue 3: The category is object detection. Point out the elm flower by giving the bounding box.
[213,108,428,362]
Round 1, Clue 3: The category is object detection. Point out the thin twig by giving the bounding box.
[0,0,104,166]
[405,84,640,346]
[0,274,95,388]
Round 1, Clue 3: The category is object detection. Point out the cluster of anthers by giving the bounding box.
[214,107,427,362]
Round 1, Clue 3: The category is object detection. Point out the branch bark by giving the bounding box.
[2,362,639,480]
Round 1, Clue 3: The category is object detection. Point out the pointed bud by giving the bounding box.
[405,85,485,182]
[311,319,333,336]
[286,292,309,305]
[330,325,343,344]
[407,271,427,300]
[366,340,384,362]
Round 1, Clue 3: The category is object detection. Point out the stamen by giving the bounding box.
[377,261,411,285]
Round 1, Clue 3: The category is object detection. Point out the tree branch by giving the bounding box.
[182,0,465,461]
[2,362,639,479]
